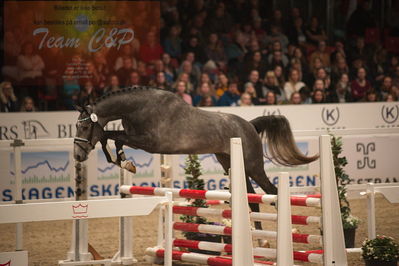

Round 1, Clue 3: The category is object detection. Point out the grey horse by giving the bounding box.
[73,86,318,230]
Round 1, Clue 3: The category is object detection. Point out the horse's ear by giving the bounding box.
[73,104,84,113]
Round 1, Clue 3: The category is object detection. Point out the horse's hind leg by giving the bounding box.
[216,153,266,244]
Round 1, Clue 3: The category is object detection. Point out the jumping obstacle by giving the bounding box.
[119,186,322,207]
[172,206,321,225]
[138,135,348,265]
[0,138,174,266]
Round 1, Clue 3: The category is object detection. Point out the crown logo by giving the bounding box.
[0,260,11,266]
[72,203,88,218]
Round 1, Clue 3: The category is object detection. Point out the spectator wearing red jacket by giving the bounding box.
[351,67,371,102]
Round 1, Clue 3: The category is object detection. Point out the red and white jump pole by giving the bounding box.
[120,186,321,207]
[172,205,321,225]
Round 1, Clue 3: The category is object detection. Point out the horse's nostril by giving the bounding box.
[76,155,81,161]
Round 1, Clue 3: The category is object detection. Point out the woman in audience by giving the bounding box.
[351,67,371,102]
[20,96,36,112]
[175,80,192,105]
[215,73,229,99]
[289,91,302,104]
[312,89,326,104]
[284,69,305,100]
[193,82,217,106]
[0,81,19,112]
[263,71,286,104]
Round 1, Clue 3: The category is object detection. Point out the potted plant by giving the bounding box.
[361,235,399,266]
[180,155,221,255]
[330,134,360,248]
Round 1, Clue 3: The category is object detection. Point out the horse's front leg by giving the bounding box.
[115,140,136,173]
[100,131,136,174]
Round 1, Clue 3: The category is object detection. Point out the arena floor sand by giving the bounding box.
[1,195,398,266]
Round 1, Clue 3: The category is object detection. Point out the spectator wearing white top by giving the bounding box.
[284,69,305,100]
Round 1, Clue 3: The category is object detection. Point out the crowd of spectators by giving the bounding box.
[1,0,398,112]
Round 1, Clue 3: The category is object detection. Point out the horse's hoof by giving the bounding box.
[121,160,137,173]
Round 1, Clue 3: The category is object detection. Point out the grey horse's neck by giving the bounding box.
[93,89,150,123]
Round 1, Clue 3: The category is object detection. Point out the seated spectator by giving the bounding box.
[198,95,214,107]
[310,57,325,78]
[62,66,80,110]
[199,73,214,90]
[217,82,240,106]
[292,47,310,78]
[331,57,349,84]
[225,31,247,74]
[175,73,194,94]
[242,51,267,82]
[104,75,121,93]
[385,93,397,102]
[351,67,371,102]
[149,72,172,91]
[288,17,307,47]
[327,73,353,103]
[182,35,207,64]
[162,53,177,83]
[137,61,151,85]
[305,16,327,47]
[17,41,45,100]
[238,92,253,106]
[387,56,399,76]
[245,70,264,98]
[2,30,20,82]
[265,91,277,105]
[92,52,110,88]
[0,81,18,112]
[193,82,217,106]
[175,80,192,105]
[116,57,136,87]
[379,76,398,101]
[309,41,331,69]
[369,48,387,85]
[273,65,286,88]
[139,31,164,64]
[263,71,286,104]
[299,86,312,104]
[243,83,260,105]
[348,37,372,65]
[20,96,36,112]
[114,44,138,72]
[86,61,103,92]
[315,68,332,90]
[284,69,306,100]
[163,25,182,59]
[289,91,302,104]
[365,90,378,102]
[215,73,229,98]
[268,49,289,70]
[264,25,289,53]
[77,80,97,106]
[311,89,326,104]
[313,79,326,91]
[204,33,226,69]
[178,60,200,89]
[330,41,346,64]
[127,71,141,87]
[267,9,285,31]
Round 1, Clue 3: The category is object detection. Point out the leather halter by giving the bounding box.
[74,115,97,155]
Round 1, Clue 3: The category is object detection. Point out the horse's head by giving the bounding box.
[74,105,103,162]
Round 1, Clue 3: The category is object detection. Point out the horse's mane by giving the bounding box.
[93,86,159,105]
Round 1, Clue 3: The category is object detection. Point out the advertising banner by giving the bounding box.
[2,1,160,85]
[1,103,398,201]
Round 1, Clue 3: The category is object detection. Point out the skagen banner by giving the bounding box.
[0,102,398,201]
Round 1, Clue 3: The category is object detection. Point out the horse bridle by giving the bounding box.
[74,114,98,155]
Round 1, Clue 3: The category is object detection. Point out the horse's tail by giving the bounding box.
[250,115,319,166]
